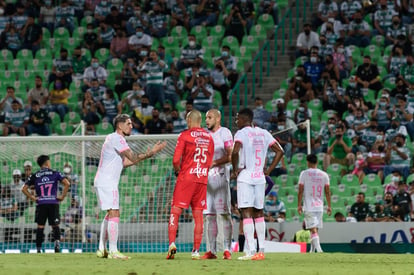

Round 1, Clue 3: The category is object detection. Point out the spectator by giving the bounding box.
[386,44,407,79]
[81,90,101,134]
[293,100,311,125]
[71,46,90,82]
[190,0,219,28]
[48,79,70,122]
[393,181,412,221]
[252,97,271,129]
[365,200,397,222]
[128,25,153,57]
[371,95,392,131]
[224,3,246,44]
[163,67,184,108]
[148,3,168,38]
[99,89,119,125]
[264,191,286,223]
[109,29,129,61]
[63,196,83,243]
[176,34,204,71]
[343,76,363,105]
[324,54,340,81]
[356,55,383,93]
[49,48,73,87]
[118,82,145,113]
[323,123,355,170]
[105,5,125,30]
[27,76,49,110]
[316,116,336,153]
[170,0,190,31]
[39,0,56,35]
[126,4,148,36]
[338,0,362,25]
[144,107,167,134]
[344,10,371,48]
[360,118,381,151]
[334,212,357,222]
[28,100,50,136]
[54,0,75,34]
[385,14,407,46]
[384,133,411,179]
[318,34,333,60]
[304,50,325,89]
[395,34,412,56]
[322,78,346,115]
[383,191,400,220]
[83,23,99,55]
[97,21,115,49]
[320,16,344,43]
[20,13,42,57]
[349,192,370,222]
[83,58,108,90]
[385,170,404,196]
[180,99,194,120]
[87,78,107,102]
[292,122,315,154]
[11,3,27,31]
[114,57,138,99]
[393,94,414,141]
[285,65,314,102]
[190,73,214,113]
[332,40,352,81]
[295,23,320,58]
[313,0,338,29]
[63,162,79,198]
[0,185,19,222]
[4,24,21,58]
[3,100,28,136]
[373,0,398,36]
[10,169,29,216]
[385,116,408,142]
[159,100,173,123]
[0,86,24,118]
[363,142,386,182]
[169,108,187,134]
[22,160,33,182]
[94,0,111,24]
[138,50,168,108]
[399,55,414,87]
[133,94,153,125]
[258,0,279,25]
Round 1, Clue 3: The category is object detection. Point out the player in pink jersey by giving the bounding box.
[95,114,166,260]
[297,154,331,253]
[202,109,233,260]
[167,110,214,260]
[231,108,284,261]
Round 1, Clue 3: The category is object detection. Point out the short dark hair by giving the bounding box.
[37,155,49,167]
[113,114,130,128]
[238,108,254,122]
[306,154,318,164]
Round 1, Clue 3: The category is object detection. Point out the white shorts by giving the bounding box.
[304,211,323,229]
[237,181,265,209]
[95,186,119,211]
[204,172,231,215]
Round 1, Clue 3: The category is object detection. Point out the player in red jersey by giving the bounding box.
[167,110,214,260]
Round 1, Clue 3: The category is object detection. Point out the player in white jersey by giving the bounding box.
[231,108,284,261]
[297,154,331,253]
[94,114,166,259]
[202,109,233,260]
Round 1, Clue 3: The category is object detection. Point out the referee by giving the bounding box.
[22,155,70,253]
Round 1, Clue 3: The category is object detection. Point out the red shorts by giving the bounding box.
[172,180,207,210]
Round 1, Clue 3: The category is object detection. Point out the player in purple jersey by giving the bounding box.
[22,155,70,253]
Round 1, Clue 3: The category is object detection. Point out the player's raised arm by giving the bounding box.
[121,141,167,167]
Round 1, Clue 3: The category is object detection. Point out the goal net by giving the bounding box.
[0,131,185,253]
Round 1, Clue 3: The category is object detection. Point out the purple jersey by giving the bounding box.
[26,168,65,205]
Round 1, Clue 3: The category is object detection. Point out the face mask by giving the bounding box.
[63,167,71,174]
[87,29,93,34]
[298,107,305,112]
[55,83,62,89]
[391,123,398,129]
[304,30,310,35]
[357,154,363,160]
[393,21,399,26]
[189,41,195,47]
[221,51,228,57]
[396,141,403,147]
[379,102,386,108]
[101,1,107,5]
[135,10,141,16]
[349,82,356,88]
[45,0,51,5]
[378,146,385,152]
[266,199,276,206]
[310,57,317,63]
[364,63,370,68]
[241,0,246,3]
[140,50,147,56]
[392,176,400,182]
[92,62,99,68]
[136,31,143,38]
[320,40,326,45]
[277,125,285,131]
[141,102,148,108]
[355,18,362,24]
[337,48,344,54]
[158,52,165,59]
[354,102,361,107]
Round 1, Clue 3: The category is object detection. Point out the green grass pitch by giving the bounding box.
[1,252,414,275]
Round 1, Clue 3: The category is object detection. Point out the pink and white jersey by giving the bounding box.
[298,168,330,212]
[208,126,233,176]
[94,132,130,188]
[234,126,277,185]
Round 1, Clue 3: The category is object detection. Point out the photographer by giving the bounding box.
[344,10,370,48]
[285,65,314,102]
[224,3,246,44]
[322,77,347,116]
[323,123,355,171]
[115,57,138,99]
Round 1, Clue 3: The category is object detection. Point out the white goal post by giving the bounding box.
[0,129,188,253]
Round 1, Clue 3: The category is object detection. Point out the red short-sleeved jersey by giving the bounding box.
[173,127,214,185]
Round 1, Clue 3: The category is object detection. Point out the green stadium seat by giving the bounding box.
[55,122,73,135]
[275,174,295,188]
[81,48,92,61]
[73,26,86,41]
[42,27,51,40]
[53,27,71,42]
[257,14,275,32]
[221,36,239,50]
[16,49,32,60]
[362,173,382,186]
[347,45,361,59]
[209,24,225,39]
[286,98,300,112]
[64,111,81,126]
[94,48,110,63]
[80,15,94,27]
[0,49,13,61]
[327,163,345,178]
[161,36,180,49]
[190,25,208,42]
[291,152,306,166]
[340,173,360,187]
[362,45,382,62]
[35,48,53,61]
[170,25,188,44]
[371,35,385,47]
[241,35,260,52]
[384,44,393,57]
[107,58,124,72]
[96,121,114,135]
[321,109,337,122]
[406,173,414,184]
[250,24,267,41]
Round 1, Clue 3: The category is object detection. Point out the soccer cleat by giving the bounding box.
[237,254,253,261]
[166,242,177,260]
[191,250,200,260]
[108,251,130,260]
[251,252,265,261]
[223,250,232,260]
[201,251,217,259]
[54,241,60,253]
[96,249,109,258]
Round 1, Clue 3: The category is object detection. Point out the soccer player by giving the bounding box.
[202,109,233,260]
[297,154,332,253]
[231,108,284,261]
[167,110,214,260]
[22,155,71,253]
[94,114,166,259]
